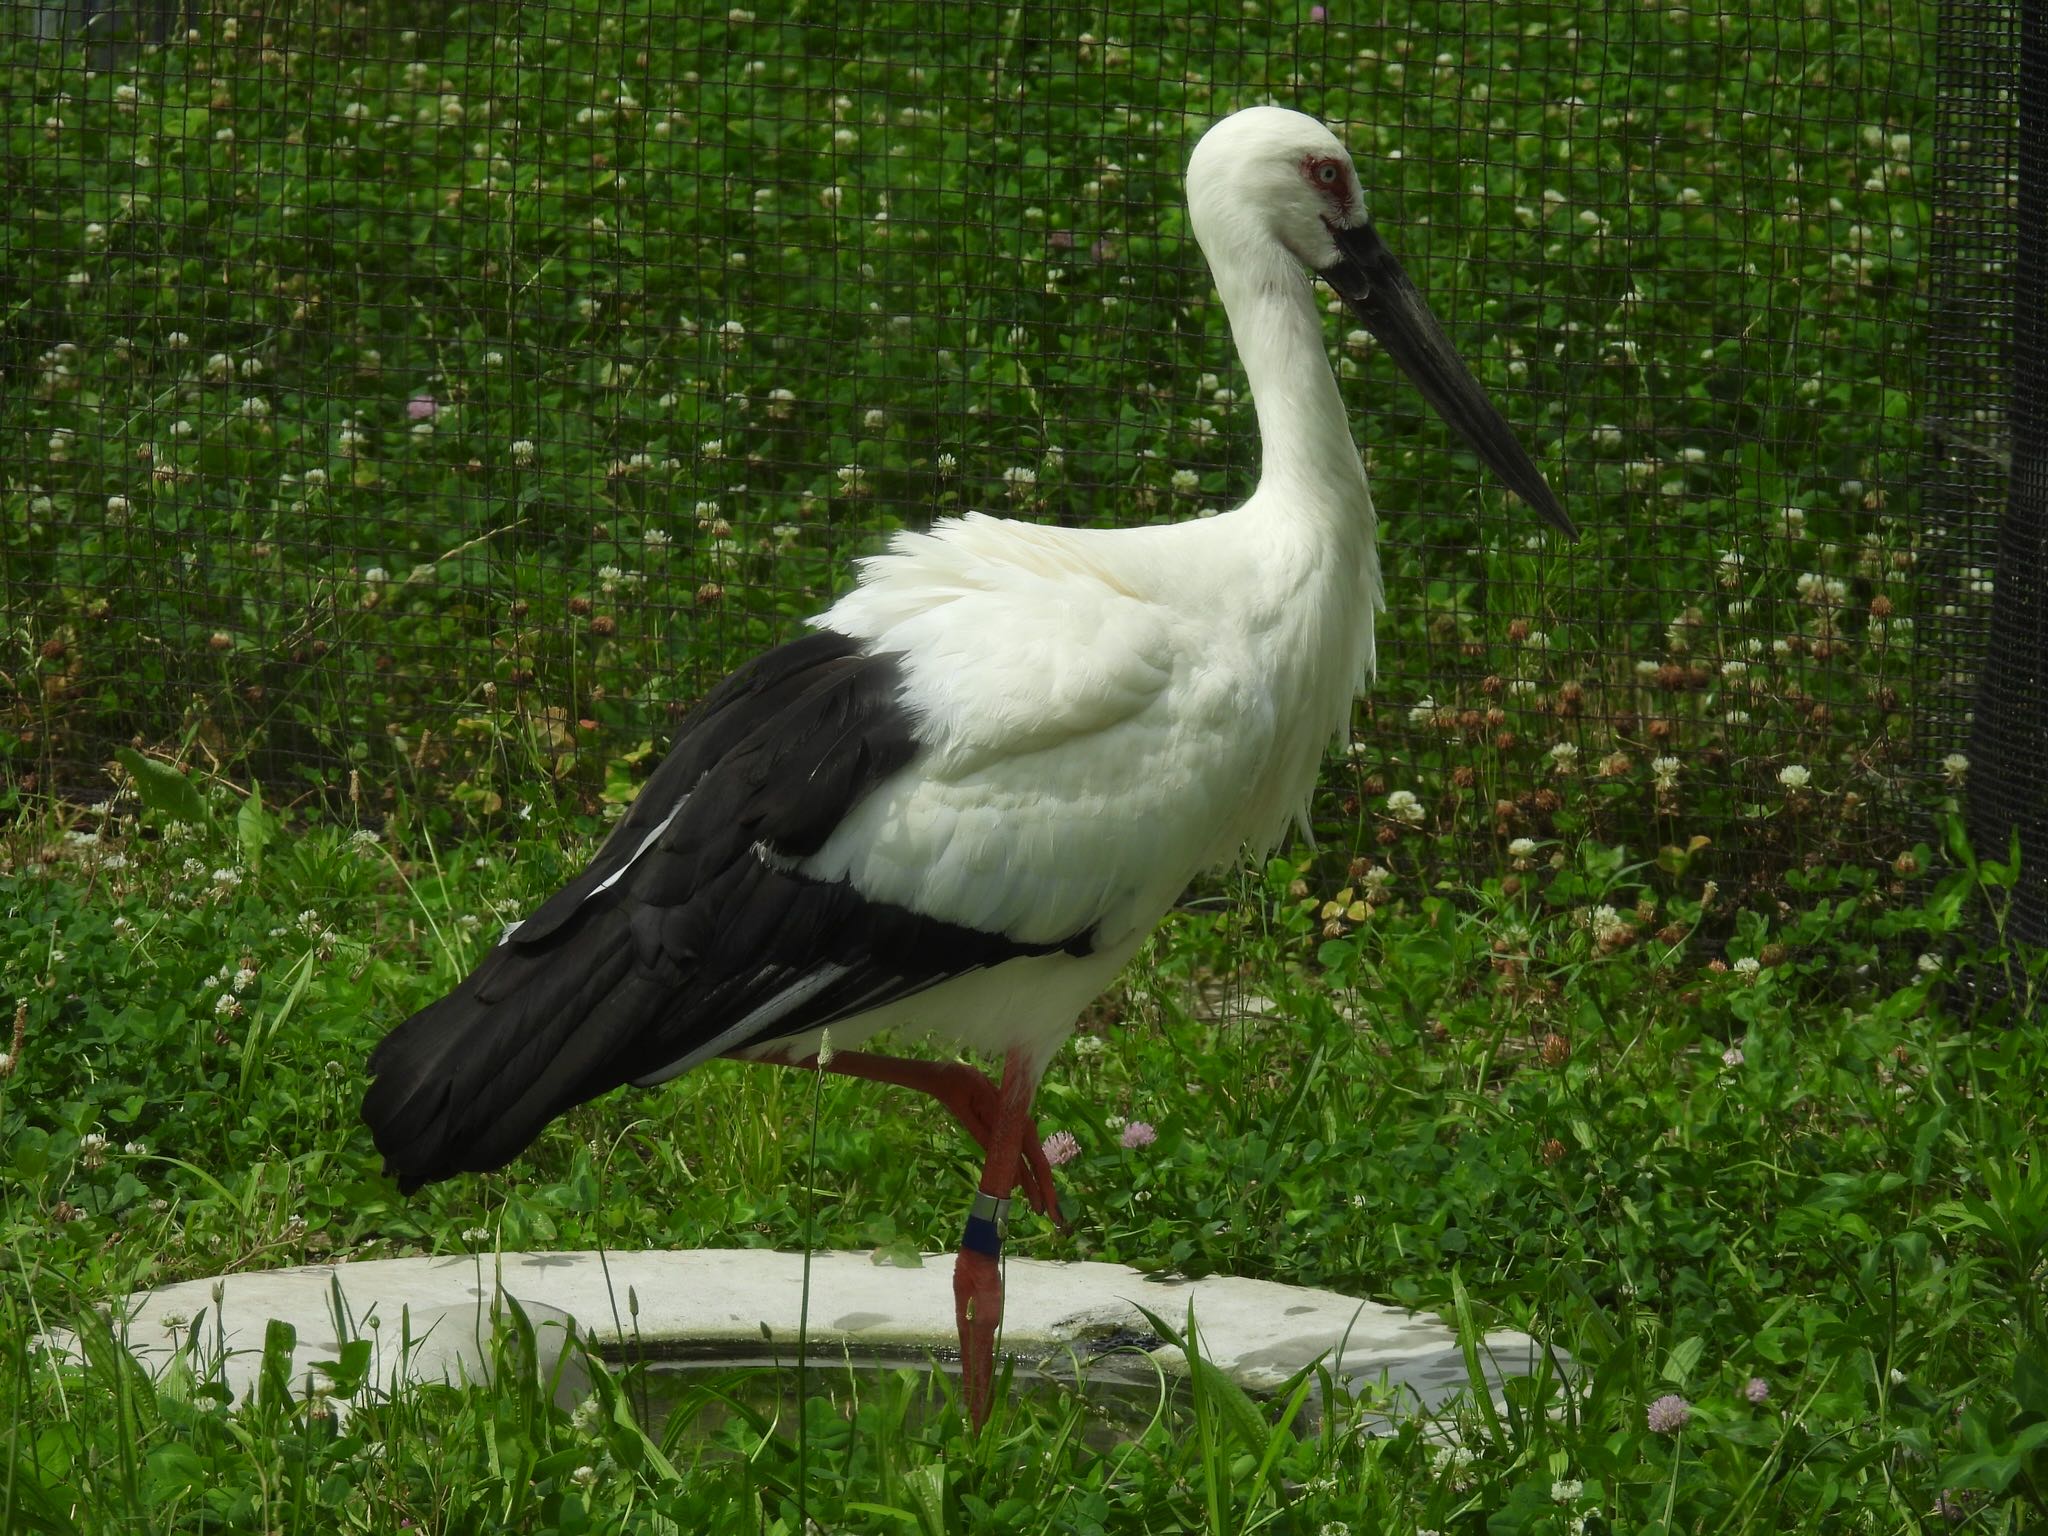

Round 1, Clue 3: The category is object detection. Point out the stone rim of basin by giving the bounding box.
[41,1248,1562,1428]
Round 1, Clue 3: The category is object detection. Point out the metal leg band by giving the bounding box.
[961,1191,1011,1259]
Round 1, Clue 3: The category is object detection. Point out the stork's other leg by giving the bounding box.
[953,1046,1038,1430]
[745,1049,1066,1229]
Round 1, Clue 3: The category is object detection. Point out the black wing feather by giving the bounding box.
[361,628,1091,1192]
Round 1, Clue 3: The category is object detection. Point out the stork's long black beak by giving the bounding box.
[1320,221,1577,539]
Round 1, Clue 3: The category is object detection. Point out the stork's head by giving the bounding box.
[1188,107,1576,538]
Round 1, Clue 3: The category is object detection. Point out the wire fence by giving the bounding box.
[1,0,2027,922]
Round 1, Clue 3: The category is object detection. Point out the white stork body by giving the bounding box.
[362,106,1569,1428]
[759,497,1380,1072]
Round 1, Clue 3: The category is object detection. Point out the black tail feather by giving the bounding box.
[362,914,645,1191]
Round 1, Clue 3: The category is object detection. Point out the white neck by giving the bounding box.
[1210,243,1373,519]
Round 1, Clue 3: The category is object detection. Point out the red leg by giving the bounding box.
[952,1047,1039,1430]
[744,1048,1067,1230]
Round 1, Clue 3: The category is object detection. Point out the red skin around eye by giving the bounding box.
[1301,153,1356,214]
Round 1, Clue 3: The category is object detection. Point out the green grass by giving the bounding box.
[2,779,2044,1531]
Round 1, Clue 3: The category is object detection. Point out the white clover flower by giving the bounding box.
[211,867,241,887]
[1549,741,1580,772]
[835,464,867,493]
[1732,956,1762,976]
[349,828,381,847]
[1430,1443,1476,1480]
[1552,1478,1584,1504]
[1408,696,1437,726]
[1524,629,1552,650]
[1170,468,1199,494]
[214,992,242,1017]
[1721,659,1748,679]
[718,319,746,351]
[1651,756,1681,791]
[936,452,958,474]
[1942,752,1969,785]
[1591,423,1621,449]
[643,526,672,548]
[232,967,257,993]
[1917,953,1942,975]
[510,439,537,466]
[1589,905,1629,945]
[1508,837,1537,859]
[1778,764,1811,790]
[79,1132,109,1168]
[1002,465,1037,489]
[1385,789,1425,826]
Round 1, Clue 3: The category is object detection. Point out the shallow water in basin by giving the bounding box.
[612,1339,1240,1449]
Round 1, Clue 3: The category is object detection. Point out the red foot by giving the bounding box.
[773,1052,1068,1231]
[953,1246,1004,1430]
[921,1065,1067,1232]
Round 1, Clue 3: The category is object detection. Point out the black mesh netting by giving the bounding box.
[0,0,2032,921]
[1948,0,2044,946]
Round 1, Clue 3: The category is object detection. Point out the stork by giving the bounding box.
[361,106,1574,1428]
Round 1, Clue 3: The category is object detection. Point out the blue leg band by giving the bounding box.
[961,1191,1010,1259]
